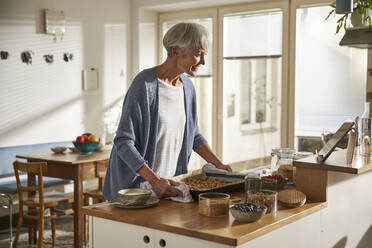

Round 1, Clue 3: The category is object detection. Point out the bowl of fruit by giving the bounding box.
[72,133,100,155]
[230,202,267,223]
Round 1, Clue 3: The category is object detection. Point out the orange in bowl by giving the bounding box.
[88,134,99,142]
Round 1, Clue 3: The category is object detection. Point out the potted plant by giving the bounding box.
[325,0,372,33]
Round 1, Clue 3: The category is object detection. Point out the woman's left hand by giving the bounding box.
[216,164,232,172]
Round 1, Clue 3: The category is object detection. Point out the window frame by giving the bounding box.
[288,0,333,148]
[218,1,290,158]
[158,0,290,160]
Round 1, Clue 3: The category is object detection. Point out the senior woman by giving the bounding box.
[103,22,232,200]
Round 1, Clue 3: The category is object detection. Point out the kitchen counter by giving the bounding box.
[294,148,372,203]
[294,148,372,174]
[82,190,326,247]
[83,149,372,247]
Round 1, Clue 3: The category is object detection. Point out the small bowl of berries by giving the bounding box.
[230,202,267,223]
[261,174,286,190]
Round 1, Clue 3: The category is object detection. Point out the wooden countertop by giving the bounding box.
[82,191,327,246]
[16,146,112,164]
[294,149,372,174]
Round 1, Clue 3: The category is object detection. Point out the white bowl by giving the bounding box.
[51,146,67,154]
[116,188,152,205]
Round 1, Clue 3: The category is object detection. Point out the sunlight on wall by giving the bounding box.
[0,16,85,147]
[102,24,127,143]
[139,22,157,71]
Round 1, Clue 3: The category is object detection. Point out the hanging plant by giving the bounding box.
[325,0,372,33]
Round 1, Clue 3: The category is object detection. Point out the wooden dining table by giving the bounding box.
[16,146,112,248]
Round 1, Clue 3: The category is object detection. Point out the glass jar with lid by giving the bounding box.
[244,173,261,202]
[271,148,296,182]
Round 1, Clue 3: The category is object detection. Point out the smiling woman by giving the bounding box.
[103,22,231,201]
[161,18,214,171]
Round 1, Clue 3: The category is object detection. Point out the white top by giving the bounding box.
[153,78,186,178]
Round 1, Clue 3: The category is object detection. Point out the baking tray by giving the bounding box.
[183,174,244,201]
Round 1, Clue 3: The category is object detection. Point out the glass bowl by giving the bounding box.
[246,190,278,214]
[198,192,230,217]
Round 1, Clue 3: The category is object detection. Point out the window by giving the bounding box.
[159,2,290,167]
[294,6,367,151]
[222,9,283,164]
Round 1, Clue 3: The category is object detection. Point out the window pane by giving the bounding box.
[224,12,282,57]
[255,59,267,123]
[162,18,213,170]
[223,11,282,165]
[295,6,367,152]
[241,60,252,124]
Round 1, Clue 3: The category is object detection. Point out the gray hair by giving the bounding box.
[163,22,209,57]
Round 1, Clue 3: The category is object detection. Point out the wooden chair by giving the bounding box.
[13,161,74,248]
[83,159,108,245]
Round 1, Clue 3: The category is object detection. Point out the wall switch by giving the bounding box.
[83,68,98,90]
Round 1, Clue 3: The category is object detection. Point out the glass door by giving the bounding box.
[219,2,289,170]
[293,5,367,152]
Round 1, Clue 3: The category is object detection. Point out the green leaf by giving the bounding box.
[336,24,341,34]
[325,9,335,21]
[336,16,344,23]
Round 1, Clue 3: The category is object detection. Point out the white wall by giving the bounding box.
[130,2,158,80]
[0,0,130,147]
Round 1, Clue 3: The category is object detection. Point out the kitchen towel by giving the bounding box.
[140,181,193,203]
[202,163,228,174]
[202,163,245,176]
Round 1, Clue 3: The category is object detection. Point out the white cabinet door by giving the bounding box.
[154,230,232,248]
[92,217,155,248]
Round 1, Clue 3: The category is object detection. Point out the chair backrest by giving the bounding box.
[13,161,47,209]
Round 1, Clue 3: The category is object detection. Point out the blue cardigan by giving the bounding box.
[103,67,207,200]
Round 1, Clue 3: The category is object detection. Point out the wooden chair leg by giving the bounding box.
[84,196,90,246]
[28,219,33,244]
[38,214,44,248]
[13,209,23,248]
[50,207,56,246]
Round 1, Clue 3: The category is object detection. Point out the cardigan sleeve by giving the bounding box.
[193,124,207,150]
[113,79,149,174]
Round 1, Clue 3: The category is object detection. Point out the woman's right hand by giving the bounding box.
[152,178,183,198]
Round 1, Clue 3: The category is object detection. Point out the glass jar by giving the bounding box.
[198,193,230,217]
[246,190,278,214]
[274,148,296,183]
[270,148,280,172]
[244,173,261,203]
[358,102,372,157]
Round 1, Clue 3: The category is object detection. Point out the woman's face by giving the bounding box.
[176,47,206,77]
